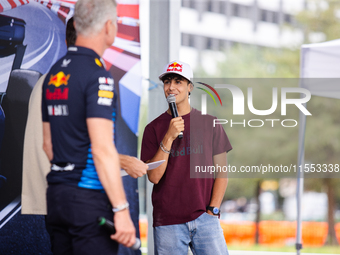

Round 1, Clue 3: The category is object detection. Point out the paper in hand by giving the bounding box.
[120,160,166,177]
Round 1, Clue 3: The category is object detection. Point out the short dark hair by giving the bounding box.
[161,73,191,85]
[66,17,76,47]
[161,73,193,97]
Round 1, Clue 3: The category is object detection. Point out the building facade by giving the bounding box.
[180,0,307,74]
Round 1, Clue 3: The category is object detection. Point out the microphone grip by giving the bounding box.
[97,217,141,250]
[169,102,178,118]
[169,102,183,139]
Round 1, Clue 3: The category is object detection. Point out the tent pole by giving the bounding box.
[296,104,307,255]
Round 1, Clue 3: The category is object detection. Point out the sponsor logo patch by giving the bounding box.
[167,62,183,72]
[97,77,114,106]
[51,163,75,171]
[99,84,114,91]
[97,97,112,106]
[98,90,114,99]
[61,59,71,67]
[47,105,69,116]
[95,58,103,68]
[68,47,77,51]
[46,88,69,100]
[48,72,70,87]
[98,77,114,85]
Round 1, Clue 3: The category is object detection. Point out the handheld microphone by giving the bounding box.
[166,94,183,139]
[97,217,141,250]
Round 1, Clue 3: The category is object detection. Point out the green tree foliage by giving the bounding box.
[295,0,340,43]
[215,46,300,78]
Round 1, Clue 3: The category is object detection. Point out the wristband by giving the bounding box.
[112,202,129,213]
[160,141,170,154]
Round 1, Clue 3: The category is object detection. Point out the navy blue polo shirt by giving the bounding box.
[42,46,116,190]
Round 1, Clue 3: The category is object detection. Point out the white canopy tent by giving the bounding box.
[297,39,340,254]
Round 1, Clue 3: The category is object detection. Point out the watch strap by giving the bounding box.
[206,206,220,215]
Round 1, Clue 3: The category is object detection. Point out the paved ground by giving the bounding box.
[229,251,338,255]
[142,247,338,255]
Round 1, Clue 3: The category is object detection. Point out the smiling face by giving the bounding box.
[162,73,192,108]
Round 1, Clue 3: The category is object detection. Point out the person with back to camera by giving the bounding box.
[41,0,137,254]
[22,17,76,217]
[22,15,147,218]
[141,60,233,254]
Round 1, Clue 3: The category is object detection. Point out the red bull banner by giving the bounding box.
[0,1,142,254]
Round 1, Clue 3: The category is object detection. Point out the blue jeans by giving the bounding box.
[154,212,229,255]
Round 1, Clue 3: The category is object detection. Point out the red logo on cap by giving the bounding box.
[167,62,183,72]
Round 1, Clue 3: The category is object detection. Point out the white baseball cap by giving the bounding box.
[159,60,193,81]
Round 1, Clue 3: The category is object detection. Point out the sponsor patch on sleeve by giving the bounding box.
[98,90,114,99]
[98,77,114,85]
[97,97,112,106]
[97,77,114,106]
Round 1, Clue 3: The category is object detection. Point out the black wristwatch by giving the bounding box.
[206,206,220,215]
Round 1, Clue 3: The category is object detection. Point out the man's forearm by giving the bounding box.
[209,178,228,207]
[146,133,173,184]
[209,152,228,208]
[93,146,127,207]
[119,154,148,178]
[119,154,131,170]
[87,118,136,247]
[87,118,127,207]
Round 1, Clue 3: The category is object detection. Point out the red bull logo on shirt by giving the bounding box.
[47,72,70,100]
[46,88,69,100]
[48,71,70,87]
[166,62,183,72]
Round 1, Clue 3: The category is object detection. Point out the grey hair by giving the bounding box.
[74,0,117,37]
